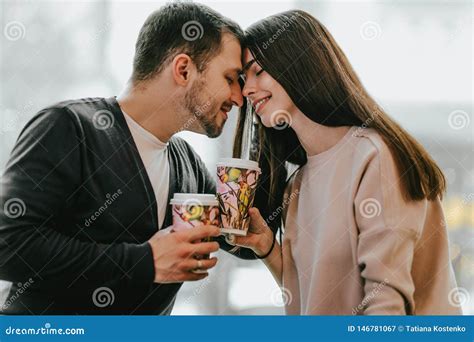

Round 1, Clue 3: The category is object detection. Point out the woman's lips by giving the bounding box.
[254,96,271,114]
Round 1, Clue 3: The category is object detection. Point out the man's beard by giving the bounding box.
[184,79,225,138]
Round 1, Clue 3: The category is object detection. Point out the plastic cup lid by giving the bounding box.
[170,193,218,206]
[216,158,261,172]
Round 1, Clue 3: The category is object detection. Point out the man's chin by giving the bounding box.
[201,118,225,138]
[204,125,223,138]
[187,123,223,138]
[194,114,226,138]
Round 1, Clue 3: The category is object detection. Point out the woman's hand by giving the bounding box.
[232,208,274,257]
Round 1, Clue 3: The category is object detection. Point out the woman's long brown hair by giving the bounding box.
[234,10,446,229]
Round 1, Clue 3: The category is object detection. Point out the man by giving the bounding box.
[0,2,256,315]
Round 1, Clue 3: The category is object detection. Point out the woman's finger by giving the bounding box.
[249,207,269,233]
[233,235,258,249]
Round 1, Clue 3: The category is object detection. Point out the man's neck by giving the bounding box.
[117,81,181,143]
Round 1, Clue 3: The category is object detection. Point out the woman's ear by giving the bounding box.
[172,53,195,86]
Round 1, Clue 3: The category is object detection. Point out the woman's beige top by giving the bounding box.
[282,126,461,315]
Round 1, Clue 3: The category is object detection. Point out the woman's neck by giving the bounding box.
[290,109,351,157]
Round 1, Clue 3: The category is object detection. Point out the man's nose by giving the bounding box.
[231,83,244,108]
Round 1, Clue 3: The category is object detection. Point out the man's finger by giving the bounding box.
[183,225,220,242]
[180,257,218,272]
[185,241,219,256]
[175,272,209,282]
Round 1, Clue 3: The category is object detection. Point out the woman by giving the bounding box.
[232,10,461,315]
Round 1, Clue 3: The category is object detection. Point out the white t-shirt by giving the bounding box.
[123,112,169,229]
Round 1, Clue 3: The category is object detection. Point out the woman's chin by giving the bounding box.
[260,118,273,128]
[258,112,273,128]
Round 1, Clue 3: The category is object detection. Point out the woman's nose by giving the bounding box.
[242,81,255,97]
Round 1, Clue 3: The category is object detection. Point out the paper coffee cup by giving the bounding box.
[216,158,261,236]
[170,193,220,273]
[170,193,220,229]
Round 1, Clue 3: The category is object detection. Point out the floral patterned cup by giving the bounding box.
[170,193,220,270]
[216,158,261,236]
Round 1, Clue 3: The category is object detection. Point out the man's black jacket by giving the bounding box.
[0,97,256,315]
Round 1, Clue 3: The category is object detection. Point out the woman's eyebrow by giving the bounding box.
[242,59,256,73]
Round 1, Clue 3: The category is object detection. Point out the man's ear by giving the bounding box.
[172,53,195,86]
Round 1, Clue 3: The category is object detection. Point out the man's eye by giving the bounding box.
[226,76,234,84]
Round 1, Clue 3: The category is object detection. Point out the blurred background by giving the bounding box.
[0,0,472,314]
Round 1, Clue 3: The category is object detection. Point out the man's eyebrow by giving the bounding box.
[242,60,255,74]
[225,67,243,75]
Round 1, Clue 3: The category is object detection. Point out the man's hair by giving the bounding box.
[132,2,244,82]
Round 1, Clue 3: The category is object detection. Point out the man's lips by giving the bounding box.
[220,105,232,119]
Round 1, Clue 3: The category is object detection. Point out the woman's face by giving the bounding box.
[242,49,296,128]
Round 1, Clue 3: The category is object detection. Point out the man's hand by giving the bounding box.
[148,225,220,283]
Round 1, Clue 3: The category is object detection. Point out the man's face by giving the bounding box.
[184,33,243,138]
